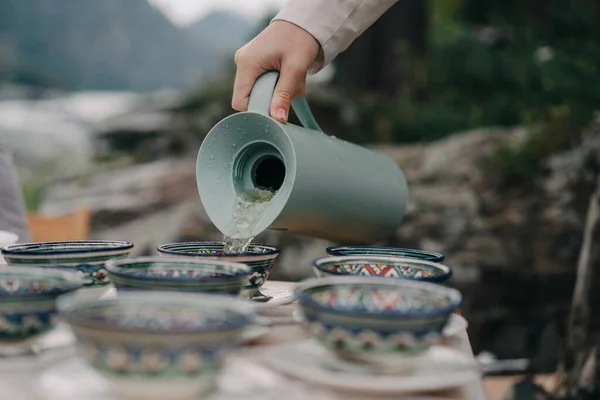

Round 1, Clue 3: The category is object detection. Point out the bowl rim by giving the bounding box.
[105,256,251,282]
[325,246,445,262]
[313,255,452,282]
[0,266,84,298]
[1,240,134,256]
[157,241,280,257]
[58,290,256,334]
[296,275,462,318]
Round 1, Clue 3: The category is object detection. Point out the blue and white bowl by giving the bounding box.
[313,255,452,283]
[1,240,134,286]
[0,266,83,344]
[105,257,250,295]
[296,276,462,363]
[326,246,445,262]
[157,242,279,297]
[58,290,255,400]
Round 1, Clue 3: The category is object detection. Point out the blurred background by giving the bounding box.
[1,0,600,392]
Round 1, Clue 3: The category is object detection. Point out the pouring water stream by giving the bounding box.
[222,188,277,302]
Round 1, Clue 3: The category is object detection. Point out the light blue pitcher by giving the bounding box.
[196,71,408,244]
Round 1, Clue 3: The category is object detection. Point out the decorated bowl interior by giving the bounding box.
[157,242,279,259]
[297,276,461,318]
[326,246,445,262]
[105,258,250,282]
[0,267,84,299]
[59,291,253,334]
[314,256,452,283]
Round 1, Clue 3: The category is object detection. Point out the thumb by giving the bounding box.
[270,66,305,123]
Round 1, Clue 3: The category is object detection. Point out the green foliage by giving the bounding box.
[429,0,465,45]
[355,0,600,147]
[492,117,586,187]
[19,160,63,212]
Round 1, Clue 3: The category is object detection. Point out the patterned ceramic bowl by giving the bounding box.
[105,257,250,295]
[157,242,280,297]
[0,266,83,344]
[326,246,445,262]
[313,255,452,283]
[58,290,254,400]
[1,240,134,287]
[296,276,462,362]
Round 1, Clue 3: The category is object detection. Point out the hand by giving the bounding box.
[232,20,320,123]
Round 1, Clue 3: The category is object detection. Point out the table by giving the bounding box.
[0,281,487,400]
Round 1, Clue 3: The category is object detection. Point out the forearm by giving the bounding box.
[273,0,398,73]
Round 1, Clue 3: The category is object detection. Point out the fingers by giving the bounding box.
[270,65,306,123]
[232,47,307,122]
[232,50,263,112]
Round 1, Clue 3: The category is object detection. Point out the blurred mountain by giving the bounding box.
[0,0,219,91]
[186,11,256,55]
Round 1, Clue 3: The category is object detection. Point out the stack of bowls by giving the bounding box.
[297,244,464,367]
[322,245,454,286]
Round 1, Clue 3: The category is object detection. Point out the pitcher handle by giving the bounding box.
[247,70,323,132]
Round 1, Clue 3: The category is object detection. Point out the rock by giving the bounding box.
[464,235,509,268]
[41,158,197,221]
[94,197,198,256]
[417,127,525,182]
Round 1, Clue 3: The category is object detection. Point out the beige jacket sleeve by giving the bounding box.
[273,0,398,74]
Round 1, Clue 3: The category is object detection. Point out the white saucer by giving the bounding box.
[36,357,116,400]
[210,357,342,400]
[253,282,296,314]
[35,349,339,400]
[255,340,480,395]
